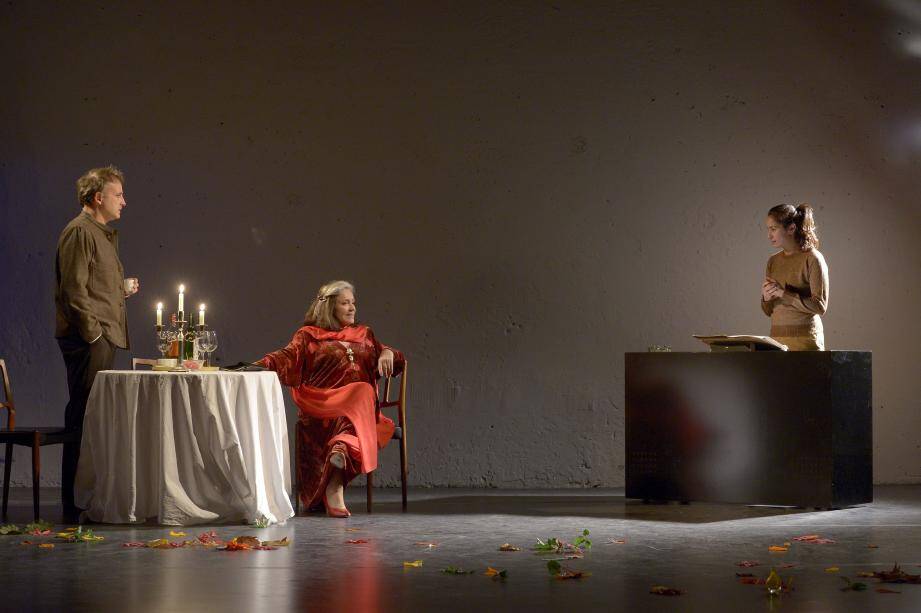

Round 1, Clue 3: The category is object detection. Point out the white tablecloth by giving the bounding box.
[75,370,294,526]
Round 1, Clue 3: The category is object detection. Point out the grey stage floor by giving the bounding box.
[1,486,921,612]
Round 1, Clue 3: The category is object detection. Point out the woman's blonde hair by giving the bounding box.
[303,280,355,330]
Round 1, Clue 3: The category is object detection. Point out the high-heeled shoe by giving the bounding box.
[323,491,351,518]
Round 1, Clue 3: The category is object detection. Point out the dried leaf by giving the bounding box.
[606,538,626,545]
[650,585,684,596]
[839,576,868,592]
[346,539,368,544]
[825,567,840,573]
[547,560,588,579]
[260,537,290,548]
[233,536,262,548]
[876,587,901,594]
[198,531,222,546]
[38,543,54,549]
[867,544,879,549]
[25,520,53,535]
[868,563,921,584]
[498,543,521,552]
[768,546,788,552]
[169,530,187,537]
[252,517,270,529]
[20,540,34,546]
[345,527,361,532]
[403,560,424,568]
[56,526,104,542]
[441,566,475,575]
[792,534,836,544]
[484,567,508,579]
[736,560,761,568]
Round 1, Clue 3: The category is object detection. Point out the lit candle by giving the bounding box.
[199,304,206,327]
[156,302,163,326]
[178,284,185,314]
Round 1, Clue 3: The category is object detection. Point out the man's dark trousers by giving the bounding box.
[57,335,115,516]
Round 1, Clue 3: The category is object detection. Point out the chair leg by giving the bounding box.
[31,433,41,521]
[366,471,373,514]
[2,443,12,521]
[399,439,408,512]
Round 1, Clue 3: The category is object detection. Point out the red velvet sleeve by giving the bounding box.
[368,326,405,377]
[258,328,314,387]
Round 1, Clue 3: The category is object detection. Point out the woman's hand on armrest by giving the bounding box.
[378,349,394,377]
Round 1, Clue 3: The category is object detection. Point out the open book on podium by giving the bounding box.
[692,334,788,352]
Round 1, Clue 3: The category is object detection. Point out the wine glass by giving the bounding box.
[197,330,218,367]
[156,330,173,358]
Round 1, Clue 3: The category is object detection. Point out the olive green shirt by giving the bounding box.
[55,211,129,348]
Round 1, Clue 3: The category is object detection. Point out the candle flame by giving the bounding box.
[199,304,206,310]
[157,302,163,309]
[179,284,185,292]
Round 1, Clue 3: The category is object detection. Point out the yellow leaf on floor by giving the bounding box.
[403,560,424,568]
[169,531,187,537]
[825,567,840,572]
[768,545,788,552]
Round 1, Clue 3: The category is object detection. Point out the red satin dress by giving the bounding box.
[259,324,405,511]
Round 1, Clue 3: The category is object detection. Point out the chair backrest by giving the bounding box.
[379,360,408,440]
[0,359,15,430]
[132,358,158,370]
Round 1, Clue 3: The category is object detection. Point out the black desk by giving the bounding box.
[625,351,872,508]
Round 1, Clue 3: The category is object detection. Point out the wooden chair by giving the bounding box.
[0,359,79,521]
[293,361,409,514]
[367,361,409,513]
[132,358,158,370]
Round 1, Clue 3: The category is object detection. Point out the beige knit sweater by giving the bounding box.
[760,248,829,336]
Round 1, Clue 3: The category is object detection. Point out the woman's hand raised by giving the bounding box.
[378,349,394,377]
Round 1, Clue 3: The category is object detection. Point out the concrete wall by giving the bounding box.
[1,1,919,488]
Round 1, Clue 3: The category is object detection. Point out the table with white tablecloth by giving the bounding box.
[75,370,294,525]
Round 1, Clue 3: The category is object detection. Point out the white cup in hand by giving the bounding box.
[123,277,139,296]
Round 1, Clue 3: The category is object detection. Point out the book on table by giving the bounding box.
[692,334,788,352]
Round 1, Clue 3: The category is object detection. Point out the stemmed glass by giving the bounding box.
[197,330,218,367]
[156,329,174,359]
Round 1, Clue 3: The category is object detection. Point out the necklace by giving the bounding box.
[345,346,354,363]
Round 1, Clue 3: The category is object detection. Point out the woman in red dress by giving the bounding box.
[257,280,404,517]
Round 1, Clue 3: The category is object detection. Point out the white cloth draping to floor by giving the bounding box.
[75,370,293,526]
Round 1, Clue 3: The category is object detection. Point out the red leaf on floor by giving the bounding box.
[346,539,369,544]
[649,585,683,595]
[198,531,222,545]
[19,540,34,546]
[736,561,761,567]
[779,564,797,569]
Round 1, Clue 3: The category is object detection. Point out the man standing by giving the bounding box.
[55,165,138,521]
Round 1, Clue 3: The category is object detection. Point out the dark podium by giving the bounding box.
[626,351,872,508]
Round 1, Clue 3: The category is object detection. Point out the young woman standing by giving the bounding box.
[761,204,829,350]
